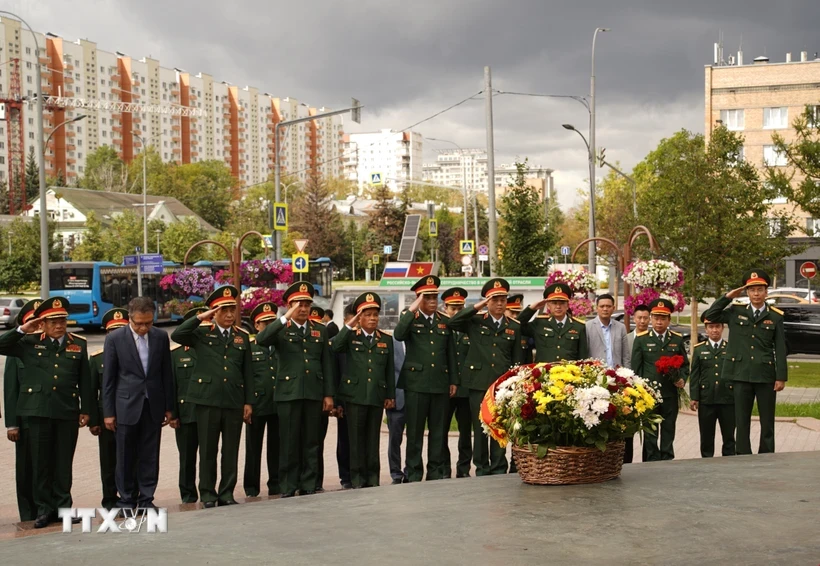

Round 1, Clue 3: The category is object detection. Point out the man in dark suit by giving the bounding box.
[103,296,174,509]
[324,309,339,339]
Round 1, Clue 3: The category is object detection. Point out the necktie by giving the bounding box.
[495,320,501,331]
[557,321,564,330]
[223,329,230,344]
[366,334,373,346]
[52,338,60,350]
[754,309,761,319]
[137,335,149,374]
[300,325,306,338]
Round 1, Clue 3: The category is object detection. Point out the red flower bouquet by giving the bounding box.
[654,355,690,410]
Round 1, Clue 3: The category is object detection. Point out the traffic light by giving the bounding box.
[351,98,362,124]
[597,147,606,168]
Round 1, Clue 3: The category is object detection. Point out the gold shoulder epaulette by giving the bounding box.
[770,306,783,315]
[694,341,706,348]
[234,326,250,334]
[312,321,326,326]
[573,317,586,325]
[437,311,450,319]
[69,333,86,341]
[536,314,551,319]
[636,330,649,337]
[505,316,520,324]
[379,329,393,337]
[171,344,182,351]
[249,336,257,343]
[91,348,104,357]
[670,330,682,337]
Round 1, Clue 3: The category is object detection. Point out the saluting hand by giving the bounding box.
[529,298,549,311]
[18,316,44,334]
[725,286,747,300]
[347,312,361,330]
[283,302,299,321]
[197,308,220,322]
[474,297,490,312]
[408,295,424,313]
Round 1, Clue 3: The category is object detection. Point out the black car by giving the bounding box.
[773,304,820,355]
[611,311,707,354]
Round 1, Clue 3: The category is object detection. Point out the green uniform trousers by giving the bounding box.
[643,397,678,461]
[14,422,36,522]
[441,397,472,478]
[28,416,78,517]
[734,381,777,454]
[195,405,243,504]
[243,414,280,497]
[316,412,329,490]
[175,422,199,503]
[277,399,322,495]
[469,390,507,475]
[98,426,118,509]
[404,391,448,482]
[698,403,736,458]
[346,403,384,488]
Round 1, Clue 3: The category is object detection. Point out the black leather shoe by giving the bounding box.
[217,500,238,507]
[299,490,315,496]
[34,514,51,529]
[456,473,470,479]
[341,482,353,490]
[314,487,325,494]
[391,478,403,485]
[203,501,217,509]
[280,492,295,498]
[71,516,82,524]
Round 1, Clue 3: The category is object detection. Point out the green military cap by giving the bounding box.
[16,298,43,325]
[309,306,325,322]
[441,287,467,306]
[183,306,207,321]
[411,275,441,296]
[34,296,70,319]
[102,308,129,331]
[481,278,510,299]
[205,285,239,309]
[354,292,382,313]
[742,269,770,288]
[250,302,278,325]
[506,293,524,311]
[284,281,316,304]
[543,283,570,301]
[648,298,673,316]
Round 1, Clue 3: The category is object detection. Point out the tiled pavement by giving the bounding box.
[778,386,820,404]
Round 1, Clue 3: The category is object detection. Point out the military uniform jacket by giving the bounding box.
[332,326,396,407]
[255,318,336,402]
[452,328,471,398]
[250,338,277,417]
[630,331,690,399]
[89,351,105,427]
[3,356,26,428]
[171,345,198,424]
[0,329,94,420]
[447,306,525,392]
[171,316,254,409]
[702,295,787,383]
[690,340,733,405]
[393,309,457,394]
[519,307,589,363]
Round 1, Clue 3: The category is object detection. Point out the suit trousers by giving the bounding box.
[734,381,777,454]
[469,390,508,475]
[277,399,322,495]
[442,396,472,478]
[98,424,118,508]
[14,420,36,522]
[643,397,678,462]
[346,403,384,488]
[28,416,78,517]
[195,404,243,504]
[243,414,280,497]
[623,435,634,464]
[116,399,162,507]
[404,391,448,482]
[336,402,352,485]
[174,421,199,503]
[385,408,406,481]
[698,403,736,458]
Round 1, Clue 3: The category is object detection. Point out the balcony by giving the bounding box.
[113,138,123,146]
[132,116,141,124]
[172,148,181,154]
[172,136,180,143]
[191,151,199,157]
[171,124,181,131]
[66,171,78,178]
[38,56,50,65]
[110,74,121,82]
[65,131,76,138]
[63,62,74,71]
[112,125,122,133]
[66,144,76,151]
[64,75,74,84]
[66,158,76,165]
[190,128,198,135]
[171,89,180,97]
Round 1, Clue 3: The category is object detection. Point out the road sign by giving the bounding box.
[560,245,571,256]
[138,254,164,274]
[462,265,473,274]
[800,261,817,279]
[428,219,438,237]
[459,240,475,255]
[274,203,288,231]
[292,253,309,273]
[478,244,488,255]
[373,255,381,265]
[262,234,273,247]
[479,254,489,262]
[383,245,392,255]
[370,172,384,186]
[123,255,137,266]
[294,239,309,253]
[461,255,473,266]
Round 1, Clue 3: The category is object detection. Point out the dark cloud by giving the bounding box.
[24,0,820,207]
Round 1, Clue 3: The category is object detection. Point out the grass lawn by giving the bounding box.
[753,402,820,420]
[784,364,820,388]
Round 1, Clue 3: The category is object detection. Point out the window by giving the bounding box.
[102,131,107,138]
[768,218,786,236]
[28,132,34,140]
[807,218,820,237]
[719,109,744,130]
[763,107,788,129]
[25,47,31,54]
[78,139,83,147]
[77,126,82,134]
[810,105,820,128]
[763,145,788,166]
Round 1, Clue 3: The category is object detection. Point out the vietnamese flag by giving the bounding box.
[408,263,434,277]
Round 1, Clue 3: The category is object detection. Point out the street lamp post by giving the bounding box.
[589,27,610,278]
[132,130,149,296]
[155,229,162,253]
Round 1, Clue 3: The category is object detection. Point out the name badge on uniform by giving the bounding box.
[66,344,82,353]
[311,330,321,338]
[352,340,363,345]
[377,342,387,348]
[505,328,515,335]
[738,315,748,321]
[647,343,656,347]
[413,323,425,328]
[34,344,46,350]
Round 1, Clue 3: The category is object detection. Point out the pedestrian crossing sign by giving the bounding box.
[274,203,288,231]
[460,240,475,255]
[370,172,384,186]
[429,219,438,237]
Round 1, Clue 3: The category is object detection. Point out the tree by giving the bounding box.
[160,217,208,263]
[127,146,173,196]
[497,161,558,276]
[290,172,345,263]
[768,105,820,228]
[325,176,357,200]
[0,181,8,215]
[635,127,799,326]
[367,184,406,254]
[81,146,127,192]
[433,208,460,276]
[70,211,106,261]
[0,218,62,291]
[25,146,39,204]
[167,161,236,230]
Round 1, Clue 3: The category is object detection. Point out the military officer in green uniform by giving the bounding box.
[702,269,787,454]
[439,287,473,479]
[256,282,335,497]
[332,292,396,488]
[519,284,588,362]
[171,286,253,508]
[309,305,331,492]
[505,293,533,366]
[4,299,41,522]
[244,302,280,497]
[89,307,130,509]
[631,298,689,461]
[448,278,525,475]
[394,276,457,482]
[171,306,206,503]
[0,297,92,528]
[689,313,735,458]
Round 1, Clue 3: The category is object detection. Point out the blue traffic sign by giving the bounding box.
[560,246,571,256]
[123,254,163,273]
[292,253,309,273]
[124,255,137,266]
[383,245,392,255]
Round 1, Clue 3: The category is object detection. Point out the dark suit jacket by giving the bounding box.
[326,321,340,340]
[102,325,174,426]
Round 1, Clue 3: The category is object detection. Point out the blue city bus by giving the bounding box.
[48,261,184,328]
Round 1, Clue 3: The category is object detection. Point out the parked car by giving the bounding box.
[772,304,820,355]
[771,287,818,303]
[767,293,810,305]
[0,297,27,329]
[611,311,707,354]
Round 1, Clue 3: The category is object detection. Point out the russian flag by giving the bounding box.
[382,262,409,278]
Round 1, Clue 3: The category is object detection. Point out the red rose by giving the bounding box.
[531,367,542,378]
[543,364,552,372]
[532,381,542,391]
[520,400,536,420]
[607,384,619,393]
[615,376,628,386]
[603,403,617,420]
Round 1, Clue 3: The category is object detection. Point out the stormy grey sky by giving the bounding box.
[20,0,820,208]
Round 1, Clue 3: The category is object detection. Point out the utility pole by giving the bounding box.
[589,27,609,278]
[484,67,497,276]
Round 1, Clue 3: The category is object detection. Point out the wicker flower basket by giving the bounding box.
[512,441,625,485]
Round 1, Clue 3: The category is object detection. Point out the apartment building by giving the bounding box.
[422,149,552,193]
[342,130,423,191]
[0,18,344,192]
[704,46,820,285]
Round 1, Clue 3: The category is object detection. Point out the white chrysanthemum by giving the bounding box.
[615,367,635,379]
[513,422,522,431]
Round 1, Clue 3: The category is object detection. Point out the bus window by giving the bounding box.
[49,267,94,291]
